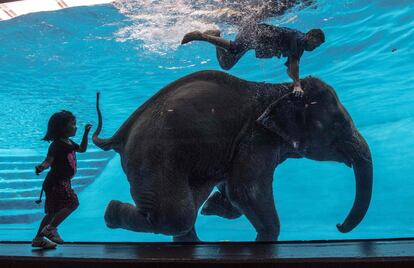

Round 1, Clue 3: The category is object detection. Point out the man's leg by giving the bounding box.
[182,29,248,70]
[214,30,249,70]
[216,46,247,70]
[181,30,232,49]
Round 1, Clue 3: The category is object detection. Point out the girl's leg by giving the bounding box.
[39,182,79,244]
[41,205,78,244]
[49,206,77,228]
[48,181,79,228]
[32,213,57,249]
[34,213,54,238]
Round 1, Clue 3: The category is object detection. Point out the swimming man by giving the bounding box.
[181,24,325,96]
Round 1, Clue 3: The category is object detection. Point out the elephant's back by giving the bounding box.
[134,72,252,136]
[133,70,254,126]
[159,70,256,102]
[122,71,256,168]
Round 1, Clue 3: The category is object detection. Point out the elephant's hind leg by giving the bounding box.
[104,200,154,232]
[105,172,198,237]
[105,198,197,236]
[201,183,242,219]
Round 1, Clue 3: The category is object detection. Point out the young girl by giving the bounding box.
[32,110,92,249]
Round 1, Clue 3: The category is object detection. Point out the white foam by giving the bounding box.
[112,0,298,54]
[113,0,223,54]
[0,0,303,54]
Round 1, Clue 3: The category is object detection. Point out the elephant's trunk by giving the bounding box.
[92,92,118,152]
[336,131,373,233]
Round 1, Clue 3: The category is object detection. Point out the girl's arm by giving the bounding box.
[35,156,54,175]
[77,124,92,153]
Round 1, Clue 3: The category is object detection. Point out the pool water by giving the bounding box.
[0,0,413,242]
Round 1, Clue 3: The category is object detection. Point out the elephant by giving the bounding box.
[92,70,373,242]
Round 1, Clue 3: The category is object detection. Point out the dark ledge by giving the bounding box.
[1,238,414,267]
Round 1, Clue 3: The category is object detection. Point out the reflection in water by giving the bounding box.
[360,241,376,257]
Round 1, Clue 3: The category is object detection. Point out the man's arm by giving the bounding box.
[287,57,304,97]
[77,124,92,153]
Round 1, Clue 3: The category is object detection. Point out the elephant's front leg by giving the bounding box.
[173,181,216,242]
[227,142,280,242]
[227,172,280,241]
[173,226,200,242]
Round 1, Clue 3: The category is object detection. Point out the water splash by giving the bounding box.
[112,0,313,53]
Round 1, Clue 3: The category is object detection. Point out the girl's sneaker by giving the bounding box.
[31,237,57,249]
[41,225,64,244]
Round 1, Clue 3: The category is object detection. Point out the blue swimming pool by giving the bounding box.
[0,0,413,242]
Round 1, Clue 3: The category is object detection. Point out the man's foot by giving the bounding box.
[181,31,203,44]
[203,29,221,37]
[32,237,57,249]
[41,225,64,244]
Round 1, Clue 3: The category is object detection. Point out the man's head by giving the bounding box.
[304,29,325,51]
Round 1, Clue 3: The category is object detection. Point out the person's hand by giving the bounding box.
[84,124,92,132]
[292,83,304,97]
[35,164,44,175]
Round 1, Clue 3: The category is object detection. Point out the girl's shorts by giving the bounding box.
[44,179,79,214]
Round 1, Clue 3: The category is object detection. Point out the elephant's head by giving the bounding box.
[257,77,373,233]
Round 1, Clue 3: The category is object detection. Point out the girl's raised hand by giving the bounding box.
[85,124,92,132]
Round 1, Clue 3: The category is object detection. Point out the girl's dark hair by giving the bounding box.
[42,110,76,142]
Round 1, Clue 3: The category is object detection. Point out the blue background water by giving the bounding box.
[0,0,413,242]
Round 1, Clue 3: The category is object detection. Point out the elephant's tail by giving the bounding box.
[92,92,121,153]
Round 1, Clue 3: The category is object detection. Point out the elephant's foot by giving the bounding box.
[104,199,197,236]
[256,230,279,242]
[104,200,122,229]
[201,191,242,219]
[104,200,154,232]
[173,227,200,242]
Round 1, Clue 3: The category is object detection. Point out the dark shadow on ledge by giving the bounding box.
[1,238,414,267]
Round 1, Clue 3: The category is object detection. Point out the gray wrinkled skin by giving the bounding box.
[93,70,372,242]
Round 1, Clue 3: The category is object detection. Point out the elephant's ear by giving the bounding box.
[256,95,306,147]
